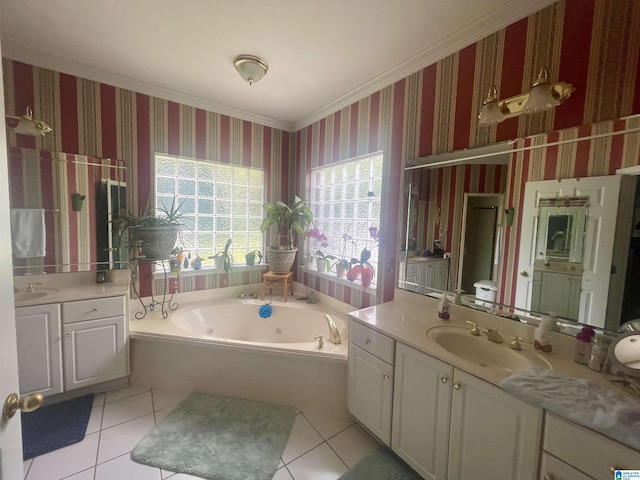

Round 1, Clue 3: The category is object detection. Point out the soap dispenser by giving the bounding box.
[438,294,450,320]
[533,315,555,352]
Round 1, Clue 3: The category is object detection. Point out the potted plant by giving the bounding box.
[118,197,186,260]
[245,249,262,266]
[209,238,233,272]
[260,196,313,274]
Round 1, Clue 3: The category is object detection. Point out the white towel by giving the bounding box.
[10,208,46,258]
[501,366,640,450]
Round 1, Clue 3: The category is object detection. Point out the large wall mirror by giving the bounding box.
[398,114,640,335]
[8,148,128,275]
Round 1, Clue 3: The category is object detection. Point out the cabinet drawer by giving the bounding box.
[544,415,640,478]
[540,453,593,480]
[349,319,395,364]
[62,296,125,323]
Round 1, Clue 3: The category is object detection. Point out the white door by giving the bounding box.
[0,46,25,478]
[515,176,622,326]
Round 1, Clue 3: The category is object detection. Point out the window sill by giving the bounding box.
[301,266,376,295]
[152,264,268,280]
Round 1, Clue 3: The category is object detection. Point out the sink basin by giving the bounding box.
[426,325,551,375]
[14,288,58,302]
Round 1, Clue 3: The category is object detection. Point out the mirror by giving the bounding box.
[398,115,640,335]
[8,148,127,275]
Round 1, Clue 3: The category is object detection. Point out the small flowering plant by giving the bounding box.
[347,225,380,288]
[306,227,329,259]
[333,233,355,270]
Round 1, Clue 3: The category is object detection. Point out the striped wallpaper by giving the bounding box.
[4,0,640,308]
[294,0,640,304]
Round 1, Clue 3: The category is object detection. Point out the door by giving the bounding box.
[457,194,502,294]
[515,176,624,326]
[0,46,25,478]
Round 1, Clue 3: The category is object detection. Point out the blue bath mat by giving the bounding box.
[21,393,94,460]
[132,392,296,480]
[338,446,422,480]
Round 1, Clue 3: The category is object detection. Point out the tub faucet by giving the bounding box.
[324,314,342,344]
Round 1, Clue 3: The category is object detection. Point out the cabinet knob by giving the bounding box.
[543,475,553,480]
[92,308,98,313]
[365,339,371,344]
[610,467,620,473]
[383,373,389,380]
[453,382,461,390]
[65,333,71,337]
[440,376,448,384]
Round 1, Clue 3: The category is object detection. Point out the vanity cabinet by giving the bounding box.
[347,320,395,445]
[391,342,542,480]
[531,270,581,320]
[541,414,640,480]
[15,295,128,396]
[399,258,449,294]
[15,304,63,396]
[62,297,127,390]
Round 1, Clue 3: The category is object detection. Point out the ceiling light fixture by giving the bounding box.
[233,54,268,86]
[478,67,575,126]
[5,107,52,136]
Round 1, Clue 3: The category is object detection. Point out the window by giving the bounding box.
[309,152,383,277]
[155,154,264,266]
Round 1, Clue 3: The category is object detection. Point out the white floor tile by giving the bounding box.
[26,432,99,480]
[23,459,32,479]
[96,453,162,480]
[105,384,151,403]
[272,466,294,480]
[302,411,355,440]
[154,405,176,425]
[86,405,104,435]
[92,393,106,407]
[286,444,348,480]
[151,389,190,411]
[102,391,153,429]
[327,423,380,468]
[97,414,155,463]
[165,473,210,479]
[278,459,284,469]
[281,414,324,464]
[63,468,95,480]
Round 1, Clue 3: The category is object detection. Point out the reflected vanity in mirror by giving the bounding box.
[398,115,640,338]
[8,148,128,275]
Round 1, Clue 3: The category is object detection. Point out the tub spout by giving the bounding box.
[324,314,342,344]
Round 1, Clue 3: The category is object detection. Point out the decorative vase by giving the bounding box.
[213,256,224,269]
[266,247,298,274]
[316,258,329,273]
[134,226,179,259]
[304,257,314,269]
[336,263,347,278]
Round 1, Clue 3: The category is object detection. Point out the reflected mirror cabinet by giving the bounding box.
[8,148,127,276]
[397,114,640,336]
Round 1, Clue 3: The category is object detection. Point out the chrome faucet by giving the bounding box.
[324,314,342,344]
[26,283,41,293]
[483,327,503,344]
[307,290,317,304]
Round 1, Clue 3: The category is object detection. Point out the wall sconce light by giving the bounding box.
[5,107,53,136]
[478,67,575,126]
[233,54,268,86]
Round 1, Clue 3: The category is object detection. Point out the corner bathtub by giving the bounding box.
[131,298,349,359]
[129,294,351,413]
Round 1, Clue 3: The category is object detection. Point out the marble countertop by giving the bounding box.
[13,271,129,307]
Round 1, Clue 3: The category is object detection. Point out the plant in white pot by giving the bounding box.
[118,197,185,260]
[260,196,313,274]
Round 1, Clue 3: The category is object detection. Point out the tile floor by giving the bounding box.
[22,385,381,480]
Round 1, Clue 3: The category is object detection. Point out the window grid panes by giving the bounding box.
[155,154,264,266]
[309,153,383,278]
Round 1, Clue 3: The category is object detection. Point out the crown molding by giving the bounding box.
[292,0,558,131]
[2,44,294,132]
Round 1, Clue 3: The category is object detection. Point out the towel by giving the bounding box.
[10,208,46,258]
[500,366,640,450]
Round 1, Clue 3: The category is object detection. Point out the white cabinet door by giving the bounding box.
[15,304,63,396]
[448,369,542,480]
[62,315,127,390]
[348,344,394,445]
[392,343,452,480]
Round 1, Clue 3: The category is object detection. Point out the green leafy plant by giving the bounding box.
[115,196,187,228]
[260,196,313,250]
[245,249,262,266]
[209,238,233,272]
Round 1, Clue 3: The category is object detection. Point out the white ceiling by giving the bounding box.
[1,0,556,132]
